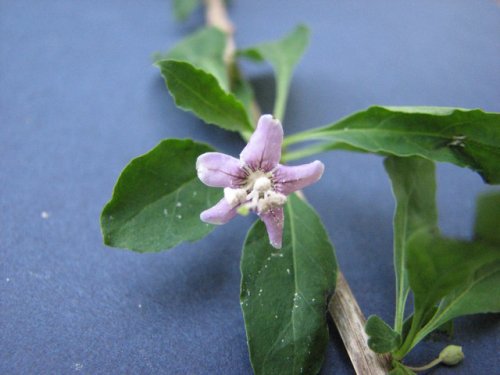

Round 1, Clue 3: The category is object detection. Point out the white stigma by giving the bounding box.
[224,188,247,206]
[253,176,271,192]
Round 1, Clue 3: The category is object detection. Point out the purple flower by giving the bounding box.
[196,115,324,249]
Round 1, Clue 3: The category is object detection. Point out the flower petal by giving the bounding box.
[196,152,246,188]
[274,161,325,195]
[259,206,284,249]
[240,115,283,171]
[200,198,238,225]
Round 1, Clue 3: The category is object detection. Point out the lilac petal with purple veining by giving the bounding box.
[274,160,325,195]
[195,114,326,248]
[240,115,283,171]
[200,198,238,225]
[259,206,284,249]
[196,152,246,188]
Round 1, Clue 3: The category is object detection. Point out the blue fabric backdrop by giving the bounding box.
[1,0,499,373]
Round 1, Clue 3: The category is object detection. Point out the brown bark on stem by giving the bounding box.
[203,1,391,373]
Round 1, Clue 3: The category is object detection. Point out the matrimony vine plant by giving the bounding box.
[100,1,500,374]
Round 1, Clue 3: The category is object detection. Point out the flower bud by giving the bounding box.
[439,345,464,366]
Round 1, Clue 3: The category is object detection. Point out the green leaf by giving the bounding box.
[240,194,337,375]
[101,139,221,252]
[239,25,310,121]
[406,192,500,344]
[284,106,500,184]
[404,231,500,351]
[384,157,438,333]
[156,60,253,133]
[365,315,402,353]
[153,27,229,90]
[474,191,500,244]
[172,0,200,21]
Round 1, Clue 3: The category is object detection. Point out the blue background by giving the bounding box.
[1,0,499,373]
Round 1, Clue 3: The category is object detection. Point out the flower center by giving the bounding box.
[224,170,287,213]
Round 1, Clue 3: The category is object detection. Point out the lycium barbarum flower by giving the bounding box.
[196,115,324,248]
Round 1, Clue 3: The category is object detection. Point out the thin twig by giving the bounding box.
[203,1,391,373]
[204,0,260,124]
[204,0,236,65]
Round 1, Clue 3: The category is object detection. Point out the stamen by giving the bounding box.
[257,199,270,213]
[267,191,287,206]
[224,188,247,205]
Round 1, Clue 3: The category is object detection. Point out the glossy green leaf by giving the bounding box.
[101,139,221,252]
[153,27,229,90]
[172,0,200,21]
[156,60,253,132]
[365,315,402,354]
[284,106,500,184]
[404,231,500,351]
[407,192,500,345]
[239,25,310,121]
[240,194,337,375]
[384,157,438,333]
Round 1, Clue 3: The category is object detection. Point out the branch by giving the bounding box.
[203,1,391,373]
[203,0,235,65]
[329,272,392,374]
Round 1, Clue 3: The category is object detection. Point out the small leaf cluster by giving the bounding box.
[101,3,500,374]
